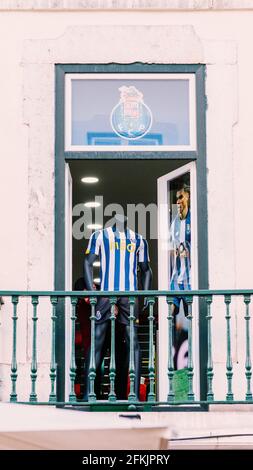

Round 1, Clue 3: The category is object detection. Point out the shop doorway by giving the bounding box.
[65,159,198,401]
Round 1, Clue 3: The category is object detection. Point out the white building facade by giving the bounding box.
[0,1,253,415]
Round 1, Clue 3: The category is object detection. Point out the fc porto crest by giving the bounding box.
[96,310,101,320]
[110,86,153,140]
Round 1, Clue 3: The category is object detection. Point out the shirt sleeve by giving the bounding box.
[85,231,101,256]
[138,237,150,263]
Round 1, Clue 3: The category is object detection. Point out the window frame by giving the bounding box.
[55,63,208,407]
[65,72,197,152]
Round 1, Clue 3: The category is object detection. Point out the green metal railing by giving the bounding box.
[1,289,253,410]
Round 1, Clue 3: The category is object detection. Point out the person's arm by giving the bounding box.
[138,237,152,310]
[139,261,152,290]
[84,231,101,291]
[139,261,152,310]
[84,253,97,291]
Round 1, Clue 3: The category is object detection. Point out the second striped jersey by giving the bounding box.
[169,209,191,290]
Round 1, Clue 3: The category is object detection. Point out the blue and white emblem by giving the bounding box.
[110,86,153,140]
[96,310,101,320]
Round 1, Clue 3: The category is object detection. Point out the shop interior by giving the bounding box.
[69,159,190,400]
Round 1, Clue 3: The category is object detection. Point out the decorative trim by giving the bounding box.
[2,0,253,12]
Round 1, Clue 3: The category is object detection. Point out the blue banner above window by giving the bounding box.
[65,74,196,151]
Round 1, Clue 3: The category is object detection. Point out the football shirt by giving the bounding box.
[86,226,149,291]
[170,209,191,290]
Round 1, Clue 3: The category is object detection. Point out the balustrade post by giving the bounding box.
[108,297,117,402]
[128,296,137,402]
[49,296,58,402]
[225,295,233,401]
[10,295,19,402]
[69,296,78,402]
[206,295,214,401]
[88,296,97,402]
[166,296,174,402]
[186,295,194,401]
[147,297,156,402]
[29,296,39,402]
[244,295,252,401]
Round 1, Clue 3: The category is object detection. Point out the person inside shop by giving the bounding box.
[169,183,191,318]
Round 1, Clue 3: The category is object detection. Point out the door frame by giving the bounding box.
[157,161,199,402]
[55,63,208,404]
[64,163,73,399]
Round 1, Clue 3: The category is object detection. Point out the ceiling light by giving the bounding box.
[84,201,101,208]
[87,224,102,230]
[81,177,99,184]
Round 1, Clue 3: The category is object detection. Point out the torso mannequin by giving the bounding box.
[83,214,152,400]
[84,214,152,296]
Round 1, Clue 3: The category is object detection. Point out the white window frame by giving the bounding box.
[157,161,199,402]
[65,73,197,152]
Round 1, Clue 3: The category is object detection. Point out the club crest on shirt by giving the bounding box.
[96,310,101,320]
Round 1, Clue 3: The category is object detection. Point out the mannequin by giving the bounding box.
[83,214,152,400]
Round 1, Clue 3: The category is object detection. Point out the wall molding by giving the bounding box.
[2,0,253,12]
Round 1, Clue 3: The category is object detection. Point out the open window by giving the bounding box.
[56,64,207,404]
[157,162,199,402]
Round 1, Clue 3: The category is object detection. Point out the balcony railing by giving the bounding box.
[0,290,253,410]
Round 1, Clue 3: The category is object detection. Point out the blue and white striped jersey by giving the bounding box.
[169,209,191,290]
[86,227,149,291]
